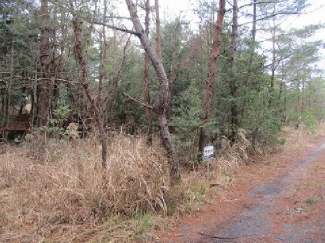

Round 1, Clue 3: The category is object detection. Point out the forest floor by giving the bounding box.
[159,134,325,243]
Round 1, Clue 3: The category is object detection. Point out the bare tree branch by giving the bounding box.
[92,21,140,36]
[123,92,154,110]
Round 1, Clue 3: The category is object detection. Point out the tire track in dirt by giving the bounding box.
[206,143,325,243]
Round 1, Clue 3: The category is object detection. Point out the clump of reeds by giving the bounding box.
[210,131,251,175]
[0,135,169,242]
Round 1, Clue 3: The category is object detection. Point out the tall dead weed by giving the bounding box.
[0,135,169,242]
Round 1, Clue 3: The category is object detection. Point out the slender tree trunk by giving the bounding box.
[5,45,14,131]
[244,0,257,85]
[50,23,57,118]
[241,0,257,120]
[31,61,38,128]
[97,0,107,108]
[38,0,51,127]
[70,3,108,170]
[229,0,238,144]
[155,0,162,60]
[144,0,153,145]
[198,0,226,156]
[231,0,238,71]
[270,3,276,89]
[125,0,181,180]
[278,61,286,122]
[278,77,283,101]
[1,98,5,121]
[105,36,130,124]
[53,6,67,112]
[301,78,305,112]
[166,21,181,118]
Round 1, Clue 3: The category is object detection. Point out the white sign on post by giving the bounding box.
[203,145,214,162]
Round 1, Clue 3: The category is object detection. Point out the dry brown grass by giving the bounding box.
[282,124,325,152]
[0,135,169,242]
[1,125,324,242]
[203,131,252,183]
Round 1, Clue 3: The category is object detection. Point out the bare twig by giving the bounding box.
[123,92,154,110]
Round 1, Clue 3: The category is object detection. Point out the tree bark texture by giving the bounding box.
[125,0,181,180]
[229,0,238,144]
[52,9,67,112]
[38,0,51,127]
[199,0,226,155]
[144,0,153,146]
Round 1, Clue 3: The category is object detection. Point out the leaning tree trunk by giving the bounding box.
[70,2,108,170]
[198,0,226,156]
[125,0,181,180]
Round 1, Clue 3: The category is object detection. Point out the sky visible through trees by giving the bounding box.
[161,0,325,64]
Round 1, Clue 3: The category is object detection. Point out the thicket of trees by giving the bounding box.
[1,0,324,179]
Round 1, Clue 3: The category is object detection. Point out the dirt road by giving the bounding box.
[161,138,325,243]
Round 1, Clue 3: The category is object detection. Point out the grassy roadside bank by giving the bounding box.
[0,125,324,242]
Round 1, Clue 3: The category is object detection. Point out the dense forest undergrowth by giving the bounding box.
[1,0,325,242]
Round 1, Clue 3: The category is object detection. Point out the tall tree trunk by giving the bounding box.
[50,24,56,117]
[125,0,181,180]
[155,0,162,60]
[31,61,38,128]
[38,0,51,127]
[229,0,238,144]
[231,0,238,71]
[198,0,226,156]
[278,61,286,122]
[241,0,257,120]
[70,2,108,170]
[52,5,67,112]
[144,0,153,145]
